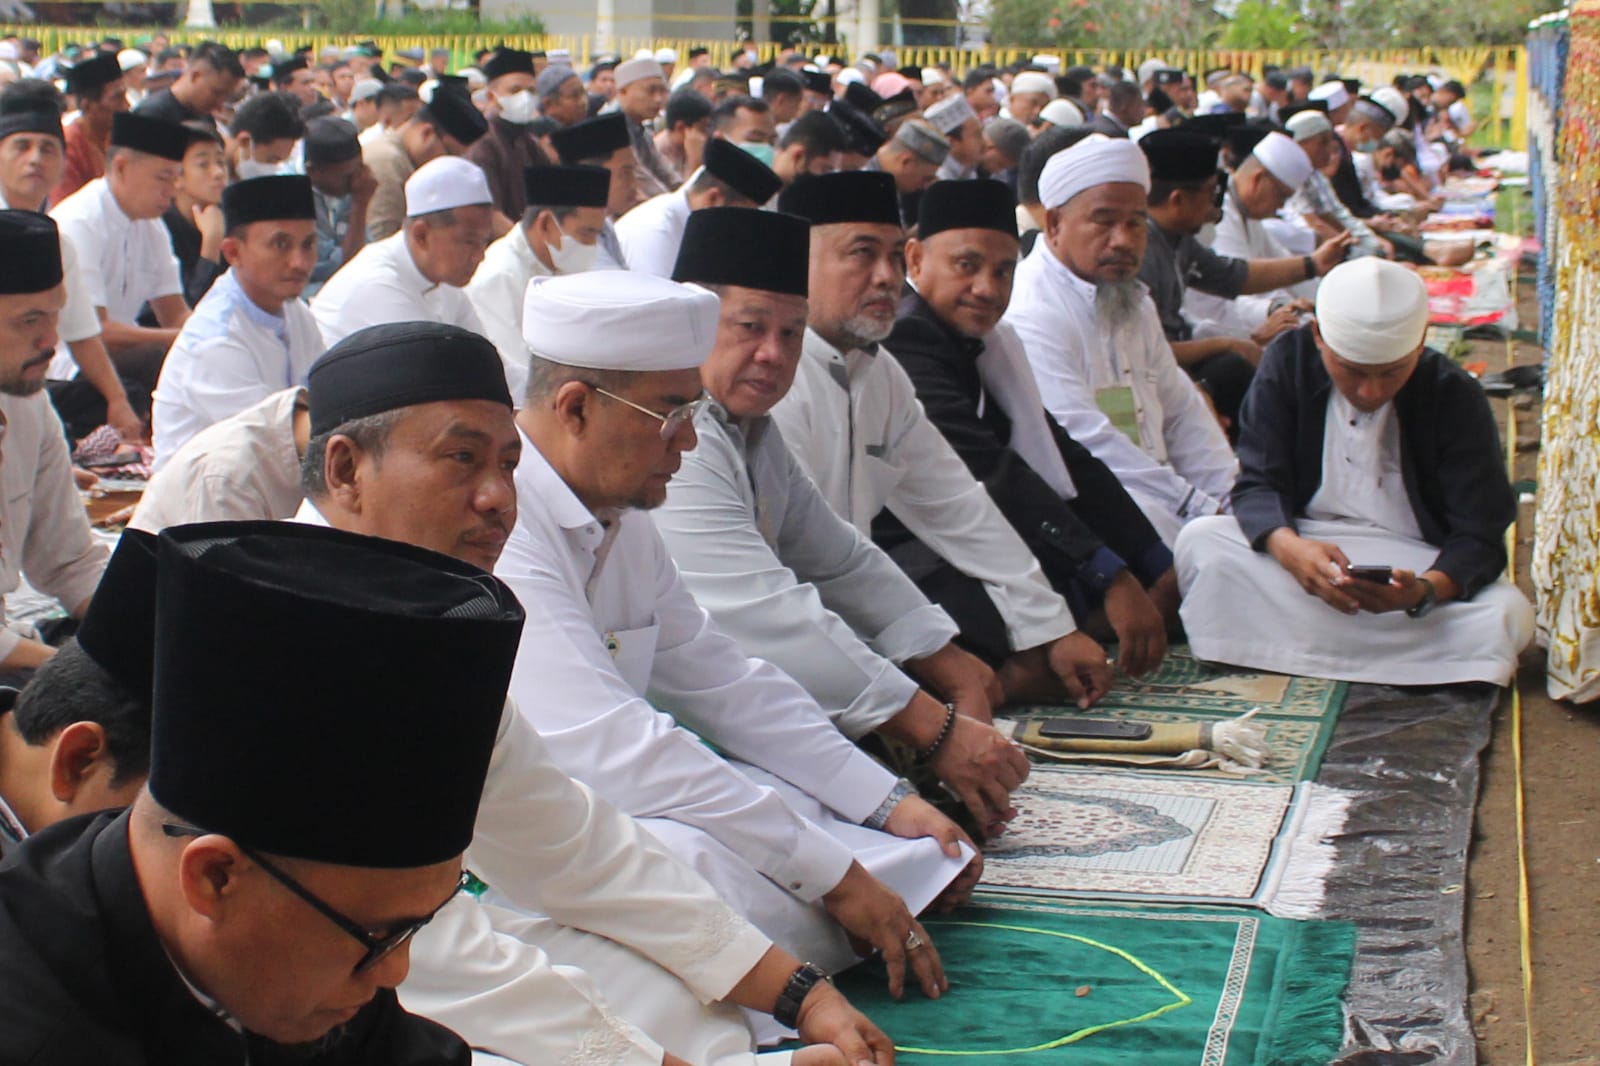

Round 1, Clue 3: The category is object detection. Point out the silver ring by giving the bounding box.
[905,930,926,952]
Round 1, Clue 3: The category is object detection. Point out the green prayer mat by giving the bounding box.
[835,895,1355,1065]
[1015,646,1349,784]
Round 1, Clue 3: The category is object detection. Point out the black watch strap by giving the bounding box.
[773,962,829,1029]
[1406,577,1438,619]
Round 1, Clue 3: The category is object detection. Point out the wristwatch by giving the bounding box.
[1406,577,1438,619]
[773,962,831,1029]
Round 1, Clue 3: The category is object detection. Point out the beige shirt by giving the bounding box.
[131,388,305,533]
[362,129,415,242]
[0,392,108,659]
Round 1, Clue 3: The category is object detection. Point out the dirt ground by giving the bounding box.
[1464,273,1600,1065]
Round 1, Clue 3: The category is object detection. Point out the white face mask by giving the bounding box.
[497,89,539,126]
[548,230,599,274]
[236,143,299,180]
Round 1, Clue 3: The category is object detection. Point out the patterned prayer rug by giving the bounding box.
[835,895,1356,1066]
[979,767,1347,915]
[1014,645,1349,784]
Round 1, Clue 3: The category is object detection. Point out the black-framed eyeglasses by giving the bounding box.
[591,386,710,440]
[163,823,469,975]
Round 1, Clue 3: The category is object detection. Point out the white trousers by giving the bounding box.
[1176,515,1534,686]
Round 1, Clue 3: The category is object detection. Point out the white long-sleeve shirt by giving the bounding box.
[290,501,773,1064]
[0,393,108,659]
[496,437,899,902]
[654,405,957,740]
[151,270,324,470]
[613,184,692,278]
[1184,185,1319,341]
[770,328,1078,654]
[1005,241,1238,547]
[48,177,182,379]
[310,232,485,349]
[465,226,553,402]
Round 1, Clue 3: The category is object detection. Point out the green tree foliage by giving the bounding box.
[1219,0,1307,48]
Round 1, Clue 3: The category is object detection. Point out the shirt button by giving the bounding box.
[790,881,803,891]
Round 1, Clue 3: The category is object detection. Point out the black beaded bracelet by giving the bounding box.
[1303,254,1317,280]
[920,702,958,760]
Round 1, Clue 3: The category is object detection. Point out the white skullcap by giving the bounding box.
[633,48,654,60]
[924,92,977,134]
[1039,133,1150,209]
[1010,71,1058,99]
[1315,258,1429,365]
[654,47,678,64]
[1286,110,1333,141]
[1138,58,1166,85]
[615,57,666,89]
[521,273,719,371]
[836,67,865,87]
[815,54,834,68]
[1308,81,1349,110]
[405,156,493,217]
[1039,97,1086,127]
[1251,131,1313,190]
[118,49,147,72]
[1031,54,1062,73]
[1369,86,1410,124]
[265,38,286,59]
[922,67,949,87]
[350,79,383,103]
[549,48,572,63]
[459,67,486,89]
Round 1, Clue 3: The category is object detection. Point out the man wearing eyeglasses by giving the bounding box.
[295,321,895,1066]
[499,271,975,1004]
[0,519,521,1063]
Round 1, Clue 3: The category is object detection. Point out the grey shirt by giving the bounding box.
[1138,218,1250,343]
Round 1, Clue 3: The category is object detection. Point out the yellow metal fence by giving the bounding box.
[1,26,1528,146]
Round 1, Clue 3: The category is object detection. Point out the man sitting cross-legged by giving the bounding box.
[1176,258,1534,684]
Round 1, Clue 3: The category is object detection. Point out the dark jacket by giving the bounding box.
[160,204,225,307]
[1329,138,1378,219]
[0,810,471,1066]
[1233,325,1513,599]
[465,115,552,221]
[878,292,1173,599]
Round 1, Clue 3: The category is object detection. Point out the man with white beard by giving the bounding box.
[1005,134,1238,548]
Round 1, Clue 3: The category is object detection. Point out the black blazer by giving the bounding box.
[1233,324,1513,599]
[878,292,1172,595]
[0,810,472,1065]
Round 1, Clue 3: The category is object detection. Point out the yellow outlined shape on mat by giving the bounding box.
[889,920,1193,1056]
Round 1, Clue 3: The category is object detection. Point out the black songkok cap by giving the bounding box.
[1178,111,1247,141]
[779,170,900,228]
[873,88,918,126]
[549,111,629,163]
[0,110,63,144]
[65,51,124,96]
[1225,119,1277,160]
[917,178,1019,241]
[110,111,189,161]
[523,163,610,208]
[1139,129,1222,182]
[1154,68,1185,86]
[1146,88,1174,114]
[271,55,307,82]
[434,74,469,94]
[149,520,523,868]
[843,80,885,114]
[1279,100,1330,120]
[0,210,63,293]
[826,98,888,155]
[803,69,832,95]
[672,206,809,295]
[481,47,535,82]
[75,529,157,703]
[703,137,783,205]
[423,86,488,147]
[303,116,361,166]
[308,321,513,436]
[222,175,316,232]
